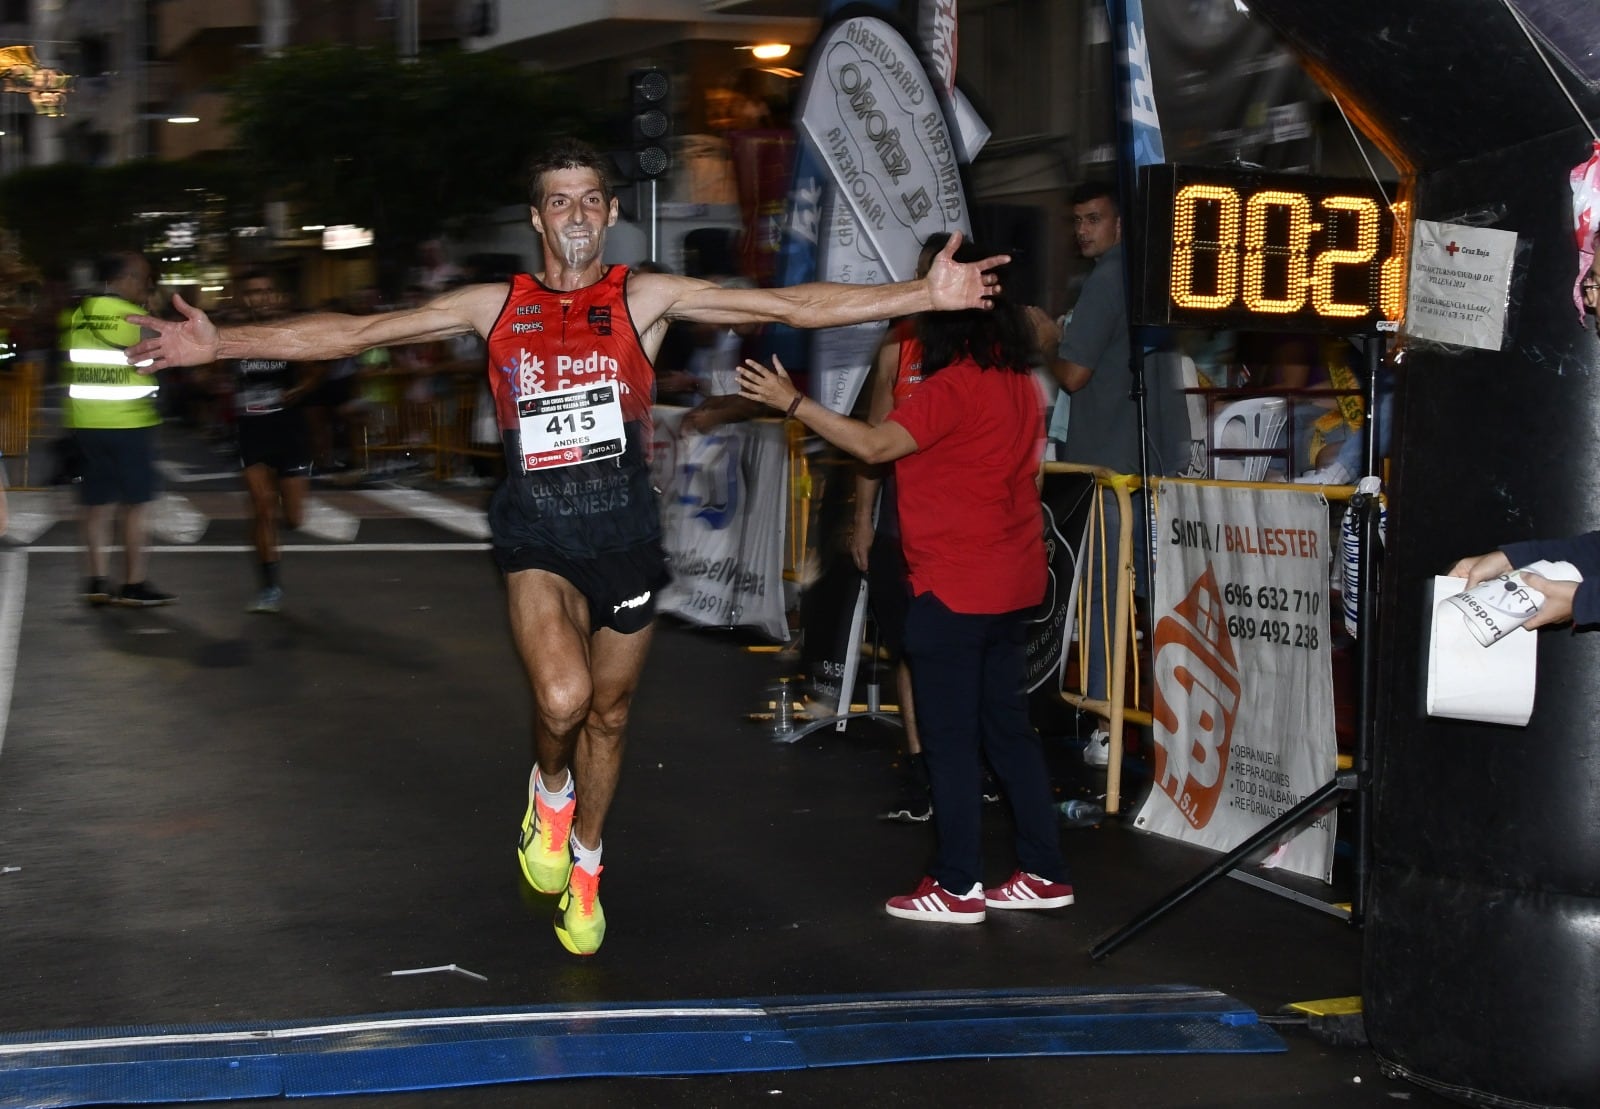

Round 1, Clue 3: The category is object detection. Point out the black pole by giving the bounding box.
[1089,772,1353,960]
[1105,0,1158,597]
[1347,333,1386,925]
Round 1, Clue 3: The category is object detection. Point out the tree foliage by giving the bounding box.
[225,45,605,271]
[0,158,243,278]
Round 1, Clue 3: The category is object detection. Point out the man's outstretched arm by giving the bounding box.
[631,232,1009,332]
[127,285,503,370]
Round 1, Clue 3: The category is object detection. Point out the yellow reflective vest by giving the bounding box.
[62,295,159,429]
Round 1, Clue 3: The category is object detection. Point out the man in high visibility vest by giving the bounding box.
[62,252,175,606]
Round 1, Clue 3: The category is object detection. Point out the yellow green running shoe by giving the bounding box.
[554,865,605,956]
[517,771,574,894]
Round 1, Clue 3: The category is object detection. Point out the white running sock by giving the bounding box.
[571,835,603,875]
[534,767,574,807]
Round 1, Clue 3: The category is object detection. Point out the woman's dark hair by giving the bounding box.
[914,237,1032,376]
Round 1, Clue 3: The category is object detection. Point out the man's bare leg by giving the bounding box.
[507,567,654,954]
[508,569,653,841]
[244,465,279,566]
[279,472,308,531]
[122,502,150,585]
[567,621,654,850]
[82,503,114,582]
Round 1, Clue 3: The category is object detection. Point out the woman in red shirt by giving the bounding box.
[737,238,1073,924]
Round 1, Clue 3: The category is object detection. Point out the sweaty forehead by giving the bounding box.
[539,167,606,202]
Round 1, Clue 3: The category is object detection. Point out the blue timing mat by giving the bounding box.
[0,984,1284,1106]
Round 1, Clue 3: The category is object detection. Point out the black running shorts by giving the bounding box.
[494,539,669,635]
[238,410,312,476]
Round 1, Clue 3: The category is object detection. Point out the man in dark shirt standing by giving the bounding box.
[1047,182,1184,768]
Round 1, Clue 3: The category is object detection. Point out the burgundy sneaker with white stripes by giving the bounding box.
[983,870,1076,910]
[884,876,986,924]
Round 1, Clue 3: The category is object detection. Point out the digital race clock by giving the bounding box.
[1134,163,1409,334]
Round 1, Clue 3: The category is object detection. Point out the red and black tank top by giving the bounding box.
[482,266,663,557]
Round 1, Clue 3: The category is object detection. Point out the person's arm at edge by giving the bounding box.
[737,356,916,465]
[126,284,503,370]
[1504,532,1600,627]
[1450,531,1600,628]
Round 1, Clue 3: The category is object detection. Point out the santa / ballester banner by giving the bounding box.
[1134,482,1338,882]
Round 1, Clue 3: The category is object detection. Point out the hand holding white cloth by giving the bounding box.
[1427,560,1584,726]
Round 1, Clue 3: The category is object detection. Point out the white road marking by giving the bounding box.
[299,497,360,543]
[357,488,491,539]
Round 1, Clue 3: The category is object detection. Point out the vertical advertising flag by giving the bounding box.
[766,0,899,383]
[1107,0,1166,171]
[797,13,971,414]
[916,0,990,163]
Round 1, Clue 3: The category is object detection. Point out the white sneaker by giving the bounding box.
[1083,729,1111,768]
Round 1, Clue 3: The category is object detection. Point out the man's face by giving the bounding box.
[1072,196,1121,260]
[114,257,153,306]
[530,167,618,270]
[240,278,284,319]
[1584,265,1599,335]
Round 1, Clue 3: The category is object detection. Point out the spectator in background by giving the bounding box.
[226,269,322,614]
[60,251,174,607]
[857,233,1066,822]
[1045,181,1185,768]
[412,239,464,295]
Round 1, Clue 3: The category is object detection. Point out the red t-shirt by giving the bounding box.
[887,358,1047,614]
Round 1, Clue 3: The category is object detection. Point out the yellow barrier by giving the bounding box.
[352,369,502,483]
[784,417,812,583]
[1045,464,1358,814]
[0,360,39,488]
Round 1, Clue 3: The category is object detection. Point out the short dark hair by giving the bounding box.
[95,251,146,287]
[237,268,273,287]
[1069,180,1119,211]
[526,138,615,210]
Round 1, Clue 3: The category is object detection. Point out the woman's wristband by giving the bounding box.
[785,394,802,419]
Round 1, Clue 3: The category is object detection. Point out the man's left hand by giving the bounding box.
[127,294,219,372]
[925,232,1010,311]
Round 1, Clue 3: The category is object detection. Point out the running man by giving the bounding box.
[129,139,1007,956]
[227,269,322,613]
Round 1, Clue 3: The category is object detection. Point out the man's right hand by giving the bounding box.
[127,294,219,372]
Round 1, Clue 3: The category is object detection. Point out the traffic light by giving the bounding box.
[626,67,671,180]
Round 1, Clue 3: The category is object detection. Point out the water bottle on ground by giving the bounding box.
[1059,799,1104,827]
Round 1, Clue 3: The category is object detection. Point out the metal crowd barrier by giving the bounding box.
[0,360,41,488]
[1048,464,1358,814]
[355,369,500,482]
